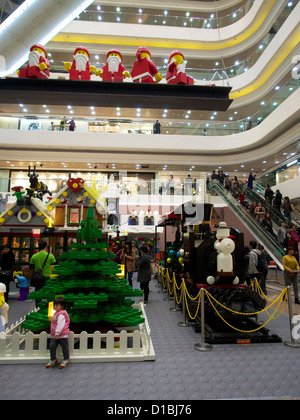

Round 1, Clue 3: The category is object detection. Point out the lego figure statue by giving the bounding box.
[97,49,130,82]
[26,165,52,201]
[14,271,30,301]
[207,222,239,285]
[131,46,163,83]
[64,46,97,80]
[166,50,194,85]
[0,283,9,335]
[18,44,51,79]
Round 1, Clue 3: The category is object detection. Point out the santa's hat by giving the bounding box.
[136,46,151,60]
[74,46,90,59]
[106,49,122,61]
[168,50,184,63]
[30,44,48,58]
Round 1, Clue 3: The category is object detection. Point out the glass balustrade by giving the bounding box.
[79,0,255,29]
[1,77,298,136]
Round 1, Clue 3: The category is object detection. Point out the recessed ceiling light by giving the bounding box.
[19,104,23,107]
[164,10,168,15]
[43,105,47,108]
[68,105,72,109]
[23,108,27,112]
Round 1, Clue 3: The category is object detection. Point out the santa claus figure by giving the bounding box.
[64,47,97,81]
[166,50,194,85]
[97,49,130,82]
[18,44,51,79]
[131,46,162,83]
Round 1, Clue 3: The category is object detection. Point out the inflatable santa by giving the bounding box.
[18,44,51,79]
[166,50,194,85]
[64,46,96,80]
[97,49,130,82]
[131,46,162,83]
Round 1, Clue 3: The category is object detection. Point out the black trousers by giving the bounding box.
[140,282,150,302]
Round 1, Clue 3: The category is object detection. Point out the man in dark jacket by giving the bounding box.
[264,185,274,207]
[137,245,152,303]
[273,189,282,213]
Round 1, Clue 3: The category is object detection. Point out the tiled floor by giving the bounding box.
[1,273,299,401]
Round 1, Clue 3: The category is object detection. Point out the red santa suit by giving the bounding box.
[18,44,50,79]
[166,50,194,85]
[101,49,127,82]
[69,46,92,81]
[131,47,159,83]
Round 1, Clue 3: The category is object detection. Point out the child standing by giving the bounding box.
[46,297,70,369]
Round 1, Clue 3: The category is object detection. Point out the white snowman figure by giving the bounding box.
[207,222,239,285]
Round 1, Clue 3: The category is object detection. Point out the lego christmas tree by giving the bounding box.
[22,207,144,333]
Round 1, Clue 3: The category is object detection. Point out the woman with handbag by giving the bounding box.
[0,245,15,302]
[282,246,300,304]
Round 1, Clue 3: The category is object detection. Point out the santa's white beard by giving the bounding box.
[74,54,88,72]
[107,55,121,73]
[176,61,186,74]
[28,51,42,67]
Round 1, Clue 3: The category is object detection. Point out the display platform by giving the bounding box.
[0,77,233,111]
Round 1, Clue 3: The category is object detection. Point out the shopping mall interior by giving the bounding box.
[0,0,299,403]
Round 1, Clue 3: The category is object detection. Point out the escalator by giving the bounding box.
[208,180,285,270]
[239,182,284,231]
[240,180,299,229]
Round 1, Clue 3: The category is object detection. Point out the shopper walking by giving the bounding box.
[258,245,269,294]
[248,240,261,283]
[0,245,15,302]
[247,171,254,190]
[59,117,66,131]
[121,242,137,287]
[277,221,288,248]
[137,245,152,304]
[273,189,282,213]
[283,197,292,222]
[46,297,71,369]
[68,119,76,131]
[29,240,56,291]
[153,120,161,134]
[282,247,300,304]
